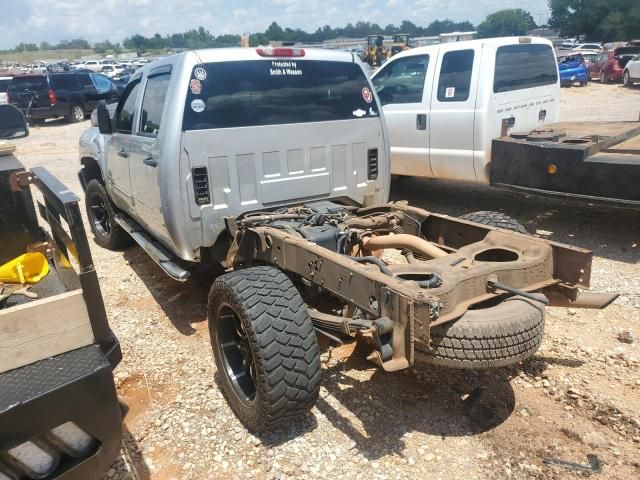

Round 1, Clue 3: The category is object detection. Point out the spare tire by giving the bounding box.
[459,211,528,234]
[420,295,546,369]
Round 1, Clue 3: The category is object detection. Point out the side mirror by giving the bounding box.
[97,101,113,135]
[0,104,29,140]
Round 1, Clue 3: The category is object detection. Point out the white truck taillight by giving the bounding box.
[256,46,305,57]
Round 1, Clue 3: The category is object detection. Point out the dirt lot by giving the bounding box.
[12,81,640,480]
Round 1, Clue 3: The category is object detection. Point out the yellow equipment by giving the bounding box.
[0,252,49,284]
[365,35,385,67]
[391,34,411,56]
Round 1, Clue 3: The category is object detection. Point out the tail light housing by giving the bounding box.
[48,89,57,106]
[256,46,305,58]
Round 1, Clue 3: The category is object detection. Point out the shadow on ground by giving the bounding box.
[391,176,640,263]
[122,247,212,336]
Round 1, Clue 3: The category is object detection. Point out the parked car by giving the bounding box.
[558,52,588,86]
[588,46,640,82]
[623,54,640,87]
[370,37,559,182]
[0,76,12,104]
[100,65,124,78]
[574,43,603,51]
[7,71,120,123]
[579,51,600,66]
[83,60,103,72]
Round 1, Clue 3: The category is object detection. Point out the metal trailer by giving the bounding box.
[491,121,640,207]
[0,153,122,480]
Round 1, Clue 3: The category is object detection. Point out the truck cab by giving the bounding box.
[371,37,560,183]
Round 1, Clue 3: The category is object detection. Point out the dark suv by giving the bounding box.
[7,72,120,124]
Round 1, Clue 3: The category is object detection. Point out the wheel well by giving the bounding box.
[79,157,104,190]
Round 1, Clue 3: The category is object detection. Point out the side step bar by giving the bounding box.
[114,214,190,282]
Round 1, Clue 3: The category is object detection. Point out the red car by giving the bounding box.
[589,46,640,82]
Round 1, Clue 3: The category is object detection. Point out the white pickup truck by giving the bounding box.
[371,37,560,183]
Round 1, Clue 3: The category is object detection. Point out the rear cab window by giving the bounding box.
[371,55,429,105]
[437,50,474,102]
[493,44,558,93]
[182,60,377,130]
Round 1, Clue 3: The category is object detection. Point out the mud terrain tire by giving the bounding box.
[422,295,546,369]
[460,210,529,234]
[208,266,321,432]
[85,180,132,250]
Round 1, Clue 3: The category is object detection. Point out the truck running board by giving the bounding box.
[114,215,190,282]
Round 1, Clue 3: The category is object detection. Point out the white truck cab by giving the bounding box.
[371,37,560,183]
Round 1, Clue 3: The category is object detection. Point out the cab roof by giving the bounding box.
[390,36,554,62]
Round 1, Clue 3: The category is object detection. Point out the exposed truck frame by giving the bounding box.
[224,202,607,372]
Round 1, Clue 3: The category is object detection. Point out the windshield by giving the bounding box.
[183,60,378,131]
[0,79,11,92]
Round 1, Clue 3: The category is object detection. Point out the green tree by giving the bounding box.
[548,0,640,42]
[14,42,39,52]
[39,41,52,50]
[477,9,536,38]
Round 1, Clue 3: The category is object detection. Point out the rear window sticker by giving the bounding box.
[190,79,202,95]
[191,99,205,113]
[270,60,302,76]
[445,87,456,98]
[352,109,366,118]
[369,107,378,116]
[362,86,373,103]
[194,67,207,81]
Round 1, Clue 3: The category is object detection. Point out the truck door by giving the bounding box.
[106,79,141,210]
[428,46,480,181]
[371,54,434,176]
[128,69,171,240]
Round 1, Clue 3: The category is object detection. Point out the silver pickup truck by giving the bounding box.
[79,47,614,432]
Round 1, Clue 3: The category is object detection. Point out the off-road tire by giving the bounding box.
[67,103,85,123]
[459,211,529,234]
[208,266,321,432]
[85,179,132,250]
[422,295,546,369]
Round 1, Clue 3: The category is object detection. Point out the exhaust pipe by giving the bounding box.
[362,234,448,259]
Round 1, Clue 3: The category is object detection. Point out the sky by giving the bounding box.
[0,0,551,50]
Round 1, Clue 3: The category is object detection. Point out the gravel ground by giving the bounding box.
[11,82,640,480]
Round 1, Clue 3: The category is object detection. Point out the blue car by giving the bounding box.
[558,53,588,86]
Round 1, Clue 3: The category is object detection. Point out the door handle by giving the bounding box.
[416,114,427,130]
[117,149,129,158]
[143,155,157,167]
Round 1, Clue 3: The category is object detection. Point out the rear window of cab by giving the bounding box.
[182,60,378,130]
[493,44,558,93]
